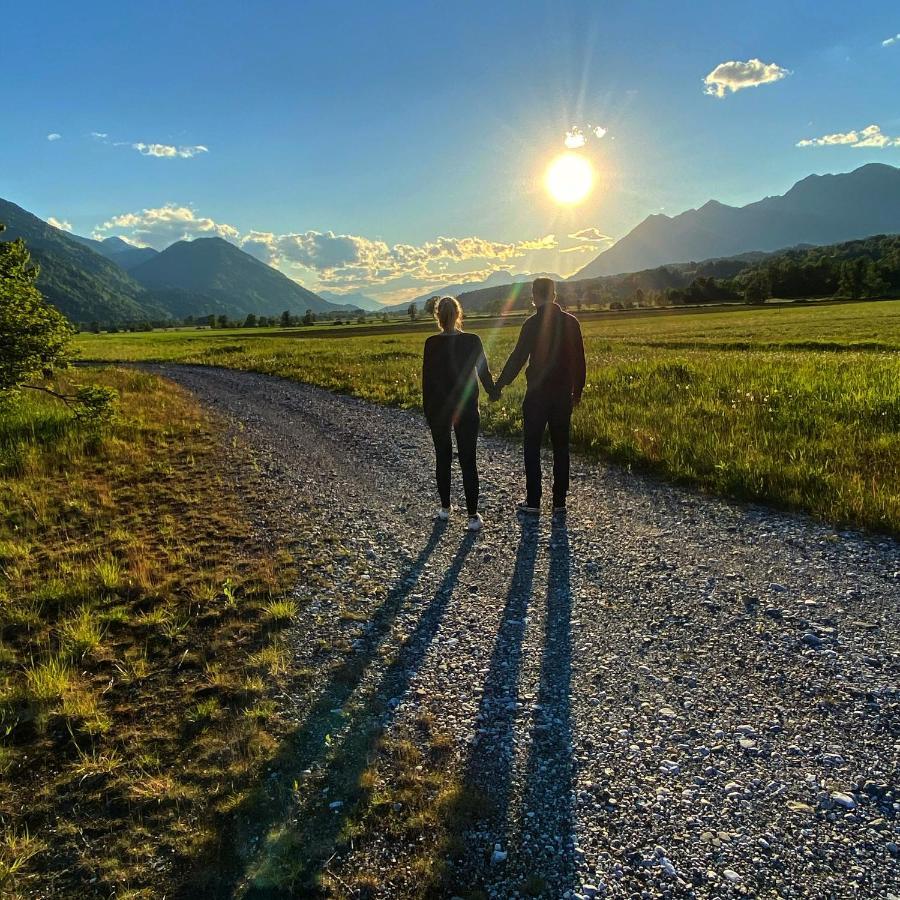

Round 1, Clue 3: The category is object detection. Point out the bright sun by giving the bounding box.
[545,152,594,205]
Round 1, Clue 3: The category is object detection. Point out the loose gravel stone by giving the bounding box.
[157,365,900,900]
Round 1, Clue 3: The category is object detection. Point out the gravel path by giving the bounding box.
[159,365,899,899]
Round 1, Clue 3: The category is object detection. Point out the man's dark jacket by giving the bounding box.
[496,302,586,400]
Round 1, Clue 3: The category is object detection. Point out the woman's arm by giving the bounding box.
[473,335,496,394]
[422,339,436,419]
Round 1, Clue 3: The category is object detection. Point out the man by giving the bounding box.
[493,278,586,514]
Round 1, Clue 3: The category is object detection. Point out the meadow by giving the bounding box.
[77,300,900,536]
[0,368,324,893]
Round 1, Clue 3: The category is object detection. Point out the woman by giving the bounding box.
[422,296,496,531]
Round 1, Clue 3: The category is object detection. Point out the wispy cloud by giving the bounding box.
[89,131,208,158]
[796,124,900,148]
[46,133,61,141]
[883,33,900,47]
[568,227,613,243]
[703,58,790,98]
[132,142,209,159]
[47,216,72,231]
[564,124,607,149]
[93,203,558,291]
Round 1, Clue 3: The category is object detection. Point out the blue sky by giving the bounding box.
[2,0,898,300]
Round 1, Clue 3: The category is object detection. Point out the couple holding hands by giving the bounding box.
[421,277,586,531]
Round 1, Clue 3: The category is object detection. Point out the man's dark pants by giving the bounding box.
[522,392,571,507]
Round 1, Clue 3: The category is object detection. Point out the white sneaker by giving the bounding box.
[437,507,451,521]
[467,513,483,531]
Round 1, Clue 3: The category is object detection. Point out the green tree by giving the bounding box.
[861,260,888,298]
[407,302,418,321]
[302,309,315,326]
[280,309,292,327]
[0,224,74,394]
[837,260,862,299]
[244,313,258,328]
[423,296,439,317]
[742,267,771,305]
[217,314,229,329]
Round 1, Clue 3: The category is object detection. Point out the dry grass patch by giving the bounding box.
[0,368,310,894]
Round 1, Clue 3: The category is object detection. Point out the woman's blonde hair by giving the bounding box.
[436,295,463,332]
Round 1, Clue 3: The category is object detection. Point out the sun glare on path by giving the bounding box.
[545,152,594,205]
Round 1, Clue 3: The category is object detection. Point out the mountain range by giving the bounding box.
[0,198,335,323]
[0,198,162,322]
[69,233,160,270]
[574,163,900,278]
[2,163,898,324]
[126,237,334,317]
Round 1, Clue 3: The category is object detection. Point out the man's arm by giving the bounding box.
[571,318,586,404]
[495,319,533,390]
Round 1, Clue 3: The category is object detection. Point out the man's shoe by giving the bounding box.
[516,501,540,515]
[436,507,451,521]
[467,513,484,532]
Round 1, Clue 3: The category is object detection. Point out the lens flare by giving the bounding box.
[545,152,594,205]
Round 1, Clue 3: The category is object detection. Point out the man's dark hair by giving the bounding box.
[532,277,555,306]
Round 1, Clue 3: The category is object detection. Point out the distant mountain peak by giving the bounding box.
[573,163,900,279]
[127,233,338,318]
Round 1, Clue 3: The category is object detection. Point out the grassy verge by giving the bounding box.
[77,301,900,535]
[0,368,307,896]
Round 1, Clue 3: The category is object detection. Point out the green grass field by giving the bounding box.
[77,300,900,535]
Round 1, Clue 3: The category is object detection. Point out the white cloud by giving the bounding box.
[93,204,558,291]
[883,34,899,47]
[132,142,208,158]
[46,133,61,141]
[47,217,72,231]
[564,124,608,148]
[89,131,207,158]
[703,58,790,98]
[255,231,558,287]
[565,127,586,149]
[796,124,900,148]
[92,204,239,248]
[568,227,613,243]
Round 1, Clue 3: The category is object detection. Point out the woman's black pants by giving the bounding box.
[429,413,480,515]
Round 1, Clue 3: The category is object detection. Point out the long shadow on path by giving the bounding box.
[517,516,577,894]
[238,528,478,896]
[434,518,541,894]
[184,521,446,896]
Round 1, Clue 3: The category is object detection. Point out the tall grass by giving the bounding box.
[77,300,900,533]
